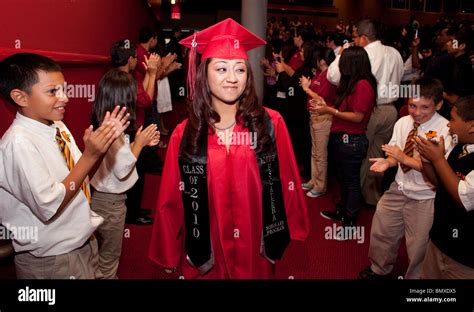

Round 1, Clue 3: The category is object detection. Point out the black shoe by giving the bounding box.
[358,266,386,280]
[127,216,153,225]
[137,216,153,224]
[334,217,358,241]
[342,216,356,227]
[320,210,345,221]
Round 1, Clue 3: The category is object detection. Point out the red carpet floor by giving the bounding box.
[117,99,409,279]
[0,99,408,279]
[118,178,408,279]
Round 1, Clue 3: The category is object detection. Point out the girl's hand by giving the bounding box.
[274,61,285,73]
[134,124,160,148]
[272,51,283,63]
[299,76,311,92]
[102,106,130,139]
[264,67,276,78]
[310,97,329,115]
[148,131,161,147]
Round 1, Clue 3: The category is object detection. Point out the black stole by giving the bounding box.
[178,115,290,275]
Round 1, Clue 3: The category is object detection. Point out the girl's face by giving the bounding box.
[207,58,248,106]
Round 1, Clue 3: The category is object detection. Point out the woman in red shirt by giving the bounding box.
[312,46,376,234]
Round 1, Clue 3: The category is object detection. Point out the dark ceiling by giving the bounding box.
[159,0,334,14]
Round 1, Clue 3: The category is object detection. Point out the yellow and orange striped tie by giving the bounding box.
[55,128,91,203]
[400,122,420,173]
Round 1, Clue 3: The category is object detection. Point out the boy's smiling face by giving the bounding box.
[15,70,69,125]
[407,96,442,125]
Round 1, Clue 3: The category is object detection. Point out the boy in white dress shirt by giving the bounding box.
[359,77,454,279]
[0,53,128,279]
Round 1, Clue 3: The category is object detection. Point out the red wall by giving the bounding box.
[0,0,156,55]
[0,0,157,148]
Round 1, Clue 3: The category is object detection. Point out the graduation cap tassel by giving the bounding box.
[187,33,198,101]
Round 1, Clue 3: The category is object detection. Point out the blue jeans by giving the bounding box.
[329,133,368,218]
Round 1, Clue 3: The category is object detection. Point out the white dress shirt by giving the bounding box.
[0,113,101,257]
[328,40,404,105]
[90,134,138,193]
[455,144,474,211]
[390,113,453,200]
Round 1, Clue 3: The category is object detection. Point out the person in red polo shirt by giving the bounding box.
[312,46,376,235]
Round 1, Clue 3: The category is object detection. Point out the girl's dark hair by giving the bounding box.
[301,41,318,69]
[333,46,377,110]
[183,59,272,158]
[313,47,336,68]
[91,69,136,132]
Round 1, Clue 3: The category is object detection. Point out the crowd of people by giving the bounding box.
[0,14,473,280]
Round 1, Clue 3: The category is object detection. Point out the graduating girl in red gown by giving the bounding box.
[148,18,310,279]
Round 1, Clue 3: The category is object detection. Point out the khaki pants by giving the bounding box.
[421,241,474,279]
[308,113,332,193]
[368,182,434,279]
[91,191,127,279]
[15,236,100,279]
[360,104,398,205]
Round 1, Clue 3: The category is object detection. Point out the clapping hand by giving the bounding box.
[102,106,130,139]
[135,124,160,148]
[299,76,311,92]
[414,135,445,163]
[381,144,406,163]
[369,158,390,173]
[143,53,161,76]
[309,96,329,115]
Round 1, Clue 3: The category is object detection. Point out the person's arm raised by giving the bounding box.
[52,107,129,220]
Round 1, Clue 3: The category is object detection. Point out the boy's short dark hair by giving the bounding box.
[110,40,136,67]
[138,26,157,44]
[454,95,474,122]
[413,77,444,104]
[326,32,343,46]
[0,53,61,106]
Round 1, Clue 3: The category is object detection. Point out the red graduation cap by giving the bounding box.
[180,18,266,99]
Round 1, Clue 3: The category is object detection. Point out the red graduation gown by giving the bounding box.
[148,108,310,279]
